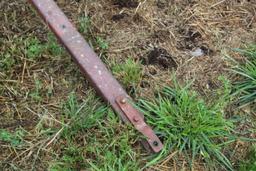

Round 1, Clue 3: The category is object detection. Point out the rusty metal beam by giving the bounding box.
[29,0,163,152]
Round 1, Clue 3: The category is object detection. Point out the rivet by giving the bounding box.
[120,98,126,104]
[133,116,140,122]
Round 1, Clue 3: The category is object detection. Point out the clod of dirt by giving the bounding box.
[111,13,129,21]
[177,28,203,50]
[156,0,169,9]
[178,28,214,56]
[185,29,202,43]
[113,0,139,8]
[142,48,177,70]
[200,45,214,55]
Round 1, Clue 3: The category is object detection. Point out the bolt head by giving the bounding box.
[120,98,126,104]
[133,116,140,122]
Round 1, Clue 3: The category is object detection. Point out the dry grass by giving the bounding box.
[0,0,256,170]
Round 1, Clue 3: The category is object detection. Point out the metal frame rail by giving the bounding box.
[29,0,163,152]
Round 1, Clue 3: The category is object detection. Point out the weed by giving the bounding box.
[96,37,109,51]
[0,52,15,71]
[48,91,140,170]
[234,45,256,59]
[0,129,24,146]
[112,58,142,88]
[239,144,256,171]
[59,144,86,169]
[29,76,43,102]
[61,91,107,138]
[233,45,256,106]
[85,109,140,171]
[25,37,44,59]
[87,128,140,171]
[0,37,24,71]
[46,84,54,99]
[78,15,108,55]
[79,15,91,34]
[138,80,235,170]
[46,33,64,56]
[211,76,233,110]
[62,92,79,118]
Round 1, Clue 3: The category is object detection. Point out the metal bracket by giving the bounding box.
[29,0,163,153]
[116,96,163,153]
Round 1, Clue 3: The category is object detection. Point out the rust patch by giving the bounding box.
[29,0,163,153]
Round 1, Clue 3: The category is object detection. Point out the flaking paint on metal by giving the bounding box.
[29,0,129,121]
[29,0,163,153]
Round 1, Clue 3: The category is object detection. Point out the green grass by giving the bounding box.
[138,79,236,170]
[78,15,108,56]
[0,37,24,72]
[0,34,63,73]
[240,144,256,171]
[48,91,140,170]
[233,45,256,106]
[1,10,254,171]
[234,45,256,59]
[112,58,143,88]
[0,52,15,71]
[25,37,44,60]
[61,91,108,138]
[46,33,64,56]
[86,119,140,171]
[96,37,109,51]
[0,129,25,147]
[29,77,43,102]
[79,15,91,35]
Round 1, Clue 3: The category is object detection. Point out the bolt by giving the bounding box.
[120,98,126,104]
[133,116,140,122]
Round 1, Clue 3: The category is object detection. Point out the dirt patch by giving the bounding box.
[185,29,202,45]
[199,45,214,56]
[152,30,170,43]
[142,47,177,70]
[0,120,34,129]
[1,0,256,170]
[132,13,145,23]
[112,0,139,8]
[178,28,203,50]
[156,0,169,9]
[177,28,214,56]
[111,13,129,21]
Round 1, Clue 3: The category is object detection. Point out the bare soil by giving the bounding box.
[0,0,256,170]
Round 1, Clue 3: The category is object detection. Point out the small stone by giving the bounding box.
[190,48,204,57]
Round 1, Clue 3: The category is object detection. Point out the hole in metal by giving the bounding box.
[153,141,159,146]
